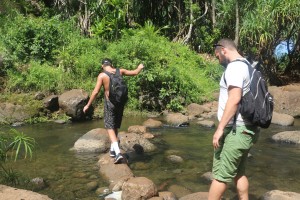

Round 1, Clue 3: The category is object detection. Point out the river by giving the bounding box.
[1,116,300,200]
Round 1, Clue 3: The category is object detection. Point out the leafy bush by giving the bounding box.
[102,23,221,110]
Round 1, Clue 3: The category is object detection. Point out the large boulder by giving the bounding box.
[0,103,31,124]
[122,177,158,200]
[269,85,300,117]
[43,95,59,112]
[58,89,91,120]
[187,103,207,118]
[71,128,110,153]
[261,190,300,200]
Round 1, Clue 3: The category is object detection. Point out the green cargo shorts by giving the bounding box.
[212,125,260,183]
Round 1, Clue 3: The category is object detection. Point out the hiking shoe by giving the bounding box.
[109,150,116,158]
[114,153,123,164]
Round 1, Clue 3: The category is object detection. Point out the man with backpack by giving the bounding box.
[83,58,144,164]
[208,39,261,200]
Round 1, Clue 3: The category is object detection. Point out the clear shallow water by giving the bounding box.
[1,117,300,200]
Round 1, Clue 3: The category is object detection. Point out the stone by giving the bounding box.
[122,177,158,200]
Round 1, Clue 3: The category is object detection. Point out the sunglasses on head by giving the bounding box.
[213,44,225,48]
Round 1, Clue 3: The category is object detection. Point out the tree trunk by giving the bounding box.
[234,1,239,46]
[211,0,216,29]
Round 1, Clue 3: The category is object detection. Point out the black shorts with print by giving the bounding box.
[104,98,125,129]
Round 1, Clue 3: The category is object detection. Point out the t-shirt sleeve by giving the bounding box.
[224,62,248,89]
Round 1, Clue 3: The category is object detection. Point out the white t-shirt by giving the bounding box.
[217,59,252,126]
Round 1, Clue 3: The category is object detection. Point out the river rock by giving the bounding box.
[271,131,300,144]
[58,89,91,120]
[158,191,177,200]
[187,103,207,117]
[44,95,59,111]
[269,85,300,117]
[165,113,189,127]
[197,120,215,128]
[261,190,300,200]
[71,128,110,153]
[179,192,209,200]
[128,125,147,134]
[167,155,183,163]
[97,153,133,185]
[122,177,158,200]
[168,185,192,198]
[0,103,31,124]
[0,184,52,200]
[30,177,47,190]
[119,132,156,153]
[143,118,163,128]
[271,112,294,126]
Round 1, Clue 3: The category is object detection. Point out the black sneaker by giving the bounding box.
[109,150,116,158]
[114,153,123,164]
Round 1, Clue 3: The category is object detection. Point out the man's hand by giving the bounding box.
[138,63,144,69]
[212,128,224,149]
[83,105,89,113]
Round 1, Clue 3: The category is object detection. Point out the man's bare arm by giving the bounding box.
[212,86,242,148]
[120,64,144,76]
[83,74,103,113]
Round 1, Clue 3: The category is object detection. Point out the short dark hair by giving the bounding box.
[102,58,112,66]
[214,39,237,50]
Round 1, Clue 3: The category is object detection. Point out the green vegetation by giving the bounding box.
[0,129,36,185]
[0,0,299,114]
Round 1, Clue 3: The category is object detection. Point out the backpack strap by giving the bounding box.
[223,59,252,132]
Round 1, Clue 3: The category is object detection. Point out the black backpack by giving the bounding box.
[104,68,128,106]
[225,59,274,129]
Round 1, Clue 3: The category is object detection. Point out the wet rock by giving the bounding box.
[269,85,300,117]
[86,181,98,191]
[158,191,177,200]
[0,184,52,200]
[0,103,31,124]
[271,112,294,126]
[95,187,110,196]
[143,118,163,128]
[168,185,192,199]
[179,192,209,200]
[261,190,300,200]
[43,95,59,111]
[167,155,183,163]
[197,120,215,128]
[201,172,213,183]
[165,113,189,127]
[30,177,47,190]
[272,131,300,144]
[122,177,158,200]
[119,132,156,153]
[128,125,147,134]
[97,153,133,185]
[187,103,207,117]
[71,128,110,153]
[58,89,91,120]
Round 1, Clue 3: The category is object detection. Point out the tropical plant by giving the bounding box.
[0,128,35,186]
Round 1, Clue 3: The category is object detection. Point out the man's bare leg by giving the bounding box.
[235,175,249,200]
[208,179,227,200]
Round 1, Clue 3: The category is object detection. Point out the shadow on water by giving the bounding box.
[1,117,300,200]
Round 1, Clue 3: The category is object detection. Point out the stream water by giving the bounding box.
[1,117,300,200]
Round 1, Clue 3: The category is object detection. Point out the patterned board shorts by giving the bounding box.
[104,98,125,129]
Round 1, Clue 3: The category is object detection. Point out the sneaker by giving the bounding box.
[109,150,116,158]
[114,153,123,164]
